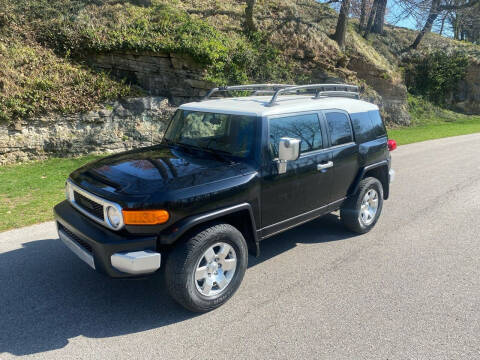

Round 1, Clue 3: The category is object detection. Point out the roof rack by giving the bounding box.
[202,83,360,105]
[267,84,359,106]
[203,84,295,100]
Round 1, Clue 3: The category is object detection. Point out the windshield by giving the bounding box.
[163,110,257,158]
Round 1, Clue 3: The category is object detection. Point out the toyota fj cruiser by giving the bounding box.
[54,84,396,312]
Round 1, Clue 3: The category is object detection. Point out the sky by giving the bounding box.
[319,0,422,31]
[386,0,424,30]
[320,0,453,37]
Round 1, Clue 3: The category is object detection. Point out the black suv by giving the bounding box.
[54,84,396,312]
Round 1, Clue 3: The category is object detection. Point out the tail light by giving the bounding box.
[387,139,397,151]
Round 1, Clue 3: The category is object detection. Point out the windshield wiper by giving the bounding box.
[202,148,236,164]
[176,142,235,164]
[162,138,177,146]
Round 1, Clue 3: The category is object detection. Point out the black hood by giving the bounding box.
[70,144,249,198]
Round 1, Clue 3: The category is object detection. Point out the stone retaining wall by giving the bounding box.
[0,97,176,165]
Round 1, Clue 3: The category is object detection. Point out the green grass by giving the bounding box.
[0,155,101,232]
[387,95,480,145]
[388,118,480,145]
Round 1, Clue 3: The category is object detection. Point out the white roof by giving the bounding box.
[179,95,378,117]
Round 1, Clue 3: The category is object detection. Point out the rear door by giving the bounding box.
[260,112,335,228]
[323,110,359,202]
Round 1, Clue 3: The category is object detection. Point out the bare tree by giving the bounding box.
[438,12,447,34]
[410,0,480,48]
[333,0,352,49]
[447,4,480,42]
[244,0,257,33]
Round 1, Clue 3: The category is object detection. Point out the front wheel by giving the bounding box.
[340,177,384,234]
[164,223,248,312]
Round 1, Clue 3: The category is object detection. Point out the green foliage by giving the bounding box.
[405,51,469,105]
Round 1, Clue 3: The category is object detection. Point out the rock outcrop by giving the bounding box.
[348,55,410,126]
[89,52,214,105]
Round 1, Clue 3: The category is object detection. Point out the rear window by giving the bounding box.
[368,110,387,138]
[325,112,353,146]
[350,112,372,143]
[350,110,386,143]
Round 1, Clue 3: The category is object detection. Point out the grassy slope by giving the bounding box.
[0,1,138,123]
[0,0,397,124]
[2,0,478,124]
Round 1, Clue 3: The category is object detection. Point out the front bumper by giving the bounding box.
[54,200,161,278]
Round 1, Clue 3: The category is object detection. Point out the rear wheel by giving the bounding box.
[340,177,384,234]
[164,223,248,312]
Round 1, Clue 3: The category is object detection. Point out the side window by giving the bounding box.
[325,112,353,146]
[269,113,323,157]
[368,110,387,138]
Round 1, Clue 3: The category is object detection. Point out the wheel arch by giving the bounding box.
[158,203,260,257]
[349,161,390,200]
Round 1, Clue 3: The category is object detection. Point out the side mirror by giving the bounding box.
[277,137,301,174]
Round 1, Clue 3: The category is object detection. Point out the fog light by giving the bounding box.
[106,206,122,229]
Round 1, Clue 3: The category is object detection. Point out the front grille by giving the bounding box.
[74,191,104,220]
[58,223,93,254]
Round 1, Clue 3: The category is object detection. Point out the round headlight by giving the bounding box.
[106,206,122,229]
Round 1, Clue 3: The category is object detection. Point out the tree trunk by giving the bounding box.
[244,0,257,33]
[453,15,460,39]
[439,14,446,35]
[333,0,351,50]
[359,0,368,31]
[372,0,387,34]
[410,0,440,49]
[363,0,378,38]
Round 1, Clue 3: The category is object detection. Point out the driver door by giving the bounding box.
[260,112,335,233]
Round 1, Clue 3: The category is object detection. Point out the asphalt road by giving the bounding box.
[1,133,480,359]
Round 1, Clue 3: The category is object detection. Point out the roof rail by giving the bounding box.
[267,84,359,106]
[203,84,295,100]
[202,83,360,104]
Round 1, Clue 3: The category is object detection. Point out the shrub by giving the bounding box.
[405,51,469,105]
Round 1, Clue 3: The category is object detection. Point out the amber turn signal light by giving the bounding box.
[122,209,170,225]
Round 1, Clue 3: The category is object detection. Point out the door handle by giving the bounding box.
[317,161,333,171]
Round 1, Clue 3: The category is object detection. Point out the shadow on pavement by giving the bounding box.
[0,213,355,356]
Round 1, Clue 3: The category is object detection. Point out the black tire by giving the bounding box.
[164,223,248,312]
[340,177,384,234]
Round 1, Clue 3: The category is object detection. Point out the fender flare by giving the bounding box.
[349,160,390,199]
[158,203,259,249]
